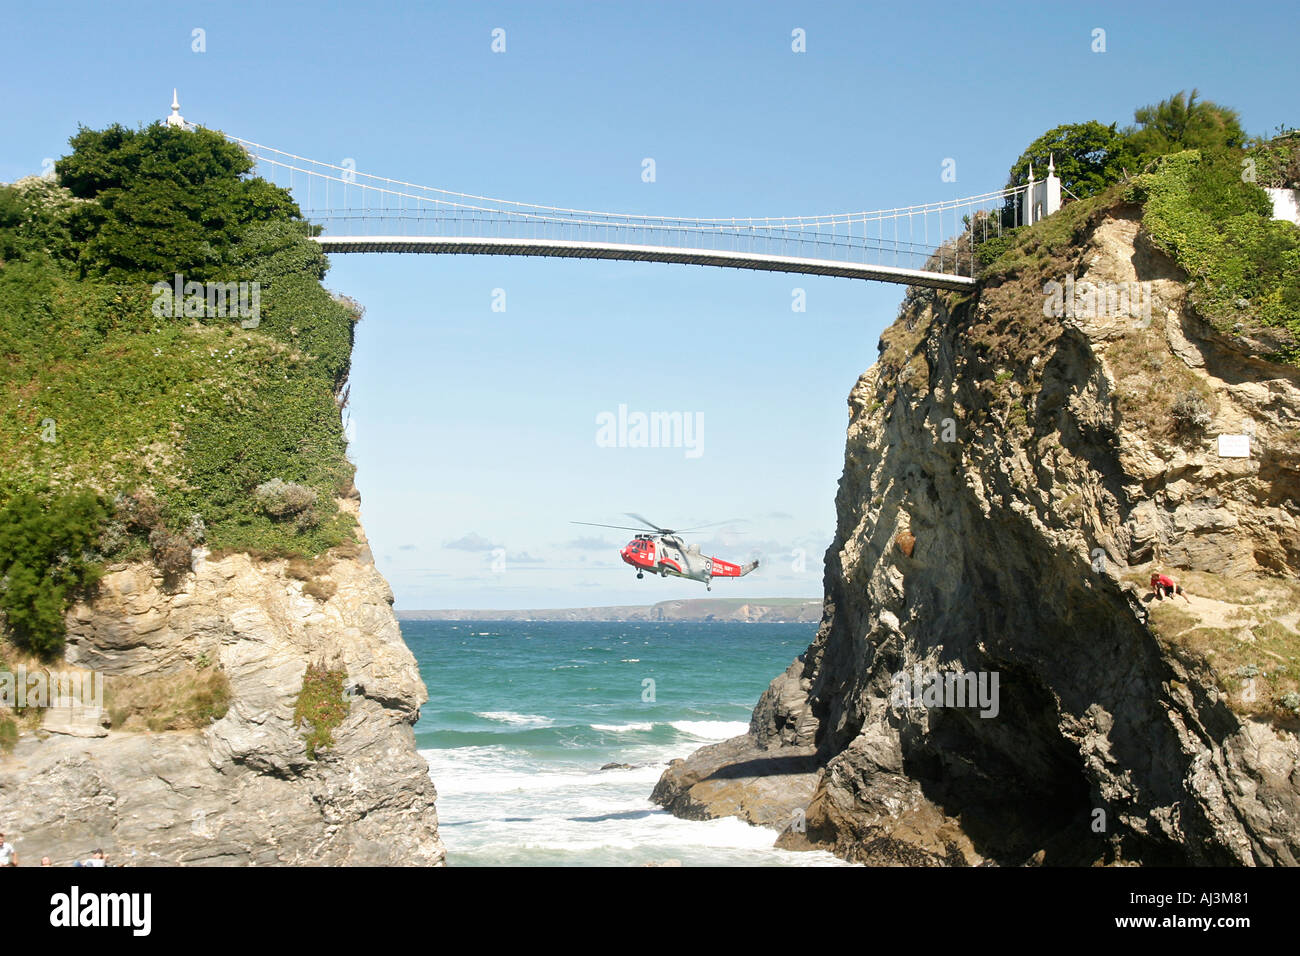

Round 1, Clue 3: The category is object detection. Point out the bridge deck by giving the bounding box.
[313,235,975,291]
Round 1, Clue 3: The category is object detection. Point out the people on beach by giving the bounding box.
[40,857,52,867]
[0,834,16,867]
[1151,572,1190,602]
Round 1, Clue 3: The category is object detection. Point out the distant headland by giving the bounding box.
[396,598,822,623]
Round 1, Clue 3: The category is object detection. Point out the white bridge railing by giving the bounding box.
[227,133,1024,282]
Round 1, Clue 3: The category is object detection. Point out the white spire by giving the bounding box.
[166,89,186,128]
[1048,152,1056,174]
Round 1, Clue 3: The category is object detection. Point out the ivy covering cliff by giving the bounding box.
[0,123,360,654]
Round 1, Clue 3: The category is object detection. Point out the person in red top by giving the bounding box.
[1150,572,1190,602]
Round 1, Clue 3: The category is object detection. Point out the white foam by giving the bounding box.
[670,720,750,740]
[421,748,662,794]
[419,745,846,866]
[473,711,554,727]
[590,722,655,733]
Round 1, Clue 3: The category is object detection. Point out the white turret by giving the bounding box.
[165,89,186,129]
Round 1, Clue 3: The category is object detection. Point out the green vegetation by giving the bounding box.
[55,124,301,281]
[0,492,107,655]
[293,663,349,760]
[1247,128,1300,188]
[1006,120,1133,201]
[977,89,1299,366]
[1127,90,1245,166]
[1126,150,1300,361]
[1003,89,1245,202]
[0,121,362,653]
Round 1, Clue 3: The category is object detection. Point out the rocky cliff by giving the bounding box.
[654,201,1300,866]
[0,495,444,866]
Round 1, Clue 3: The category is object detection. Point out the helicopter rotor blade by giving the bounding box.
[674,518,747,533]
[624,513,672,534]
[571,520,662,534]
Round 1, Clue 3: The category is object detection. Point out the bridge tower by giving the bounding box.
[1023,154,1061,225]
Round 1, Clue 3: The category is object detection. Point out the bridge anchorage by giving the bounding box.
[209,118,1061,291]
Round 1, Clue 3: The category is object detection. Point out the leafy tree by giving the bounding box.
[55,123,302,281]
[1126,89,1246,167]
[1006,121,1135,199]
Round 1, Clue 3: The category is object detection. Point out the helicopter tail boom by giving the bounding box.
[709,557,759,578]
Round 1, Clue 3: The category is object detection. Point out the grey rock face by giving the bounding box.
[0,511,443,867]
[654,212,1300,866]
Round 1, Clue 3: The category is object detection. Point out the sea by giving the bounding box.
[405,619,847,866]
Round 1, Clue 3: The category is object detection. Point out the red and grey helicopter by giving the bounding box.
[573,514,758,590]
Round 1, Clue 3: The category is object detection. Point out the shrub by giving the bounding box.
[254,479,317,519]
[148,527,194,581]
[1170,390,1213,434]
[285,558,314,581]
[0,491,107,656]
[293,663,349,760]
[1134,148,1300,361]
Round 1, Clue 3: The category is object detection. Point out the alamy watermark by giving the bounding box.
[1,666,104,709]
[890,666,1000,718]
[596,404,703,459]
[1043,275,1152,325]
[151,273,261,328]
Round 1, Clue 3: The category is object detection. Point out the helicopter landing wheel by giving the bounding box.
[636,572,644,579]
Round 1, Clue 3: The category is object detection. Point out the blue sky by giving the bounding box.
[3,1,1296,608]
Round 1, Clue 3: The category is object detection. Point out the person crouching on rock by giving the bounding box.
[1151,572,1190,602]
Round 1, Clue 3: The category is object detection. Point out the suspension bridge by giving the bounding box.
[200,112,1056,293]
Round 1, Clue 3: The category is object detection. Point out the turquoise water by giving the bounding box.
[406,620,845,866]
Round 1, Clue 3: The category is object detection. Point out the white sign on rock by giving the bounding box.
[1217,434,1251,458]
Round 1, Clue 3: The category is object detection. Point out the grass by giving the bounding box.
[286,554,339,602]
[1104,328,1218,441]
[878,305,934,387]
[104,666,232,731]
[1137,570,1300,720]
[978,187,1116,287]
[303,579,337,602]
